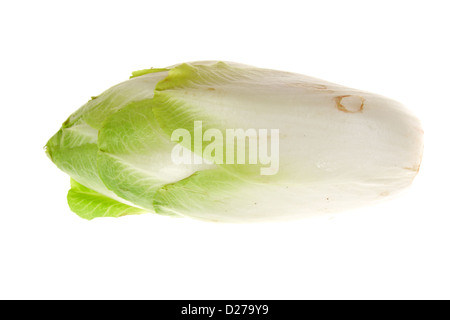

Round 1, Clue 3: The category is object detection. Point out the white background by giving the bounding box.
[1,0,449,299]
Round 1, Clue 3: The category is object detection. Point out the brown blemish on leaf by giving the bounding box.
[403,163,421,173]
[335,95,365,113]
[207,87,215,91]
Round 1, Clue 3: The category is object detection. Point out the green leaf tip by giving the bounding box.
[130,68,170,79]
[67,179,147,220]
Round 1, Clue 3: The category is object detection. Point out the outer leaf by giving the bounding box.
[130,68,170,79]
[148,62,423,222]
[67,179,147,220]
[64,71,169,129]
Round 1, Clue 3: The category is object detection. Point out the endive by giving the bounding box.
[45,61,423,222]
